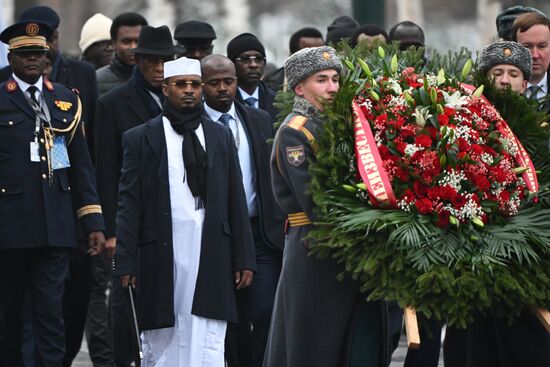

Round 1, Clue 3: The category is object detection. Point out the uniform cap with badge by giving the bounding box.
[478,41,533,81]
[284,46,342,91]
[0,20,52,52]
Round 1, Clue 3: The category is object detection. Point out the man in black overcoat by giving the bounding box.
[113,56,256,364]
[201,54,285,367]
[94,25,180,367]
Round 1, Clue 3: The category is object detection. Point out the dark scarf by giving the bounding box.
[133,67,165,116]
[110,56,134,81]
[163,100,207,208]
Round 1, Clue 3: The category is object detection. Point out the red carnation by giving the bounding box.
[415,198,433,214]
[439,185,457,201]
[438,113,450,126]
[474,176,491,191]
[452,194,467,208]
[413,181,429,197]
[415,135,433,148]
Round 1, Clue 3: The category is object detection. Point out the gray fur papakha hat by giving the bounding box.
[478,41,532,81]
[285,46,342,91]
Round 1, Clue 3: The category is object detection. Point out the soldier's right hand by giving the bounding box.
[121,275,136,288]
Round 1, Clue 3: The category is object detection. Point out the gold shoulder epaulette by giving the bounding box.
[287,115,308,130]
[286,115,319,155]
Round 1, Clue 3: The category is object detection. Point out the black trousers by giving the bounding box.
[85,254,115,367]
[225,217,282,367]
[62,246,92,367]
[0,247,70,367]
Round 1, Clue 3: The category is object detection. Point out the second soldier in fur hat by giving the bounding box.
[264,45,385,367]
[478,41,532,94]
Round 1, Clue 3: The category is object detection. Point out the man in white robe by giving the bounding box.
[114,57,256,367]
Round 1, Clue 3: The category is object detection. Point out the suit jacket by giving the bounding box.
[0,78,104,249]
[114,114,256,330]
[236,80,278,122]
[223,101,285,248]
[0,55,98,158]
[95,77,158,238]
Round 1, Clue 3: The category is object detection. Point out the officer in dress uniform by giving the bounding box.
[0,21,105,366]
[264,46,386,367]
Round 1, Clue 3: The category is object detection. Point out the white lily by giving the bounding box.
[442,90,469,110]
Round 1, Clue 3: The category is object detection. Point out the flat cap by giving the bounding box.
[285,46,342,91]
[174,20,216,42]
[0,20,52,51]
[478,41,532,81]
[19,6,60,30]
[496,6,546,40]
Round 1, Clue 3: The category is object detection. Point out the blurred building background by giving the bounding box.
[1,0,550,66]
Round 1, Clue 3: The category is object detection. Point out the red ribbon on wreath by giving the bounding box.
[352,101,398,207]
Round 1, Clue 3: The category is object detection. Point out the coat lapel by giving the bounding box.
[144,116,166,162]
[126,79,153,122]
[8,83,35,119]
[202,117,219,170]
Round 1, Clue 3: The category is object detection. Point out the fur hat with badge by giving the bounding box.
[478,41,532,81]
[284,46,342,91]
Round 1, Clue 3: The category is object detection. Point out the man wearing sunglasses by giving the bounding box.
[94,25,180,367]
[227,33,278,121]
[114,56,255,366]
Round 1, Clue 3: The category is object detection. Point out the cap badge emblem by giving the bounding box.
[503,48,512,57]
[322,52,331,60]
[25,23,39,37]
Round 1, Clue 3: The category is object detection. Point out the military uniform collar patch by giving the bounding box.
[44,78,54,91]
[5,79,17,92]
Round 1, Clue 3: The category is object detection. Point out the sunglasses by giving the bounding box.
[234,55,266,65]
[167,79,204,88]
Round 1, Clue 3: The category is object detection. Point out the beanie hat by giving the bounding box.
[496,6,546,40]
[79,13,113,53]
[478,41,532,81]
[285,46,342,91]
[326,15,359,45]
[226,33,265,61]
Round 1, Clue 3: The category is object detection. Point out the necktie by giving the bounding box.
[219,113,232,127]
[27,86,40,106]
[528,85,541,100]
[244,97,257,108]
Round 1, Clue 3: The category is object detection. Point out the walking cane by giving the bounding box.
[128,286,144,362]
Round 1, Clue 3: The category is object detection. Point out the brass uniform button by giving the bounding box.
[41,156,46,161]
[40,138,45,143]
[42,174,47,179]
[8,121,13,126]
[1,189,5,193]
